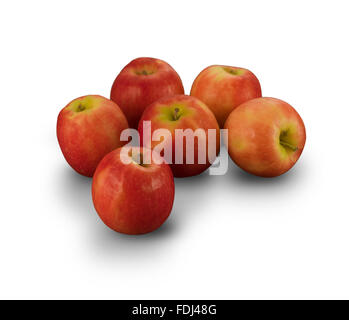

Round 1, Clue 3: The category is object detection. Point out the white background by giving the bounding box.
[0,0,348,299]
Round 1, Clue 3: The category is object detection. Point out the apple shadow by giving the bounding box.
[53,165,94,221]
[173,170,212,204]
[85,204,194,266]
[211,156,312,214]
[225,158,309,188]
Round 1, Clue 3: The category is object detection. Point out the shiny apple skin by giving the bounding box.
[138,95,220,178]
[92,147,174,235]
[110,57,184,128]
[190,65,262,127]
[224,97,306,177]
[57,95,129,177]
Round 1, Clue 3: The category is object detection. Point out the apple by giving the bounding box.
[110,57,184,128]
[190,65,262,127]
[138,95,220,178]
[92,147,174,235]
[224,97,306,177]
[57,95,128,177]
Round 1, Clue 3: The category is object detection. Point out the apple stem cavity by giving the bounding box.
[223,67,243,76]
[279,130,298,152]
[77,104,86,112]
[136,70,154,76]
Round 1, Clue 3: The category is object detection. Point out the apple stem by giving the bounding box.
[173,108,181,121]
[280,140,298,151]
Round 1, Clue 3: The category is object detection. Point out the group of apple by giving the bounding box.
[57,57,306,235]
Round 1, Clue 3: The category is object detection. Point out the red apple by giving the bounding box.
[92,147,174,235]
[57,95,128,177]
[190,65,262,127]
[138,95,220,178]
[224,97,306,177]
[110,57,184,128]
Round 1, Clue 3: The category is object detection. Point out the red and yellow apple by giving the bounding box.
[224,97,306,177]
[57,95,128,177]
[92,147,174,235]
[138,95,220,178]
[190,65,262,127]
[110,57,184,128]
